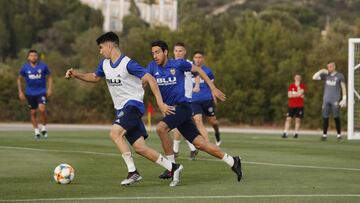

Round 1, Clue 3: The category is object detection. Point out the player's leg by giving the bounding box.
[37,95,48,138]
[294,107,304,138]
[321,101,331,141]
[26,95,40,139]
[282,108,293,138]
[172,129,181,157]
[208,116,221,146]
[332,102,342,140]
[156,121,175,162]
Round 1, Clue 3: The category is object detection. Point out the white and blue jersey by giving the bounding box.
[19,62,50,96]
[192,66,214,102]
[95,54,147,114]
[147,59,193,105]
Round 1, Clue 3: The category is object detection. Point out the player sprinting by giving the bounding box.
[191,51,222,146]
[17,50,53,139]
[282,74,305,138]
[171,42,199,161]
[65,32,183,187]
[312,62,347,141]
[147,40,242,183]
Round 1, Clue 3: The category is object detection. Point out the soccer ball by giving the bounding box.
[53,163,75,184]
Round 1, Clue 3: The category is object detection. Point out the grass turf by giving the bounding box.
[0,130,360,203]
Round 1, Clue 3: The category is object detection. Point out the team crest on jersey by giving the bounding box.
[170,68,176,75]
[27,71,31,74]
[117,111,124,118]
[37,69,42,74]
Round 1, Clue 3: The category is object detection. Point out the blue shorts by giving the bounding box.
[113,105,148,145]
[191,100,216,117]
[162,103,200,143]
[26,94,47,109]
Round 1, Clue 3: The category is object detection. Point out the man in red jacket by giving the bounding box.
[282,74,305,138]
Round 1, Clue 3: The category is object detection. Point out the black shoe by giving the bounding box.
[159,169,172,179]
[320,136,327,141]
[281,133,288,138]
[174,152,179,158]
[337,136,343,141]
[231,156,242,182]
[294,133,298,138]
[41,130,48,139]
[34,134,41,139]
[120,170,142,185]
[189,149,199,160]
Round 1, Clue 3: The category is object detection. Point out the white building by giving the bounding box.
[80,0,178,31]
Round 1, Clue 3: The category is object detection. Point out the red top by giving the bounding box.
[288,83,305,107]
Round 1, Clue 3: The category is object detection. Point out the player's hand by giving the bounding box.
[46,89,52,97]
[211,88,226,102]
[321,69,328,74]
[159,103,175,116]
[18,92,26,101]
[339,96,347,108]
[193,85,200,93]
[65,68,76,79]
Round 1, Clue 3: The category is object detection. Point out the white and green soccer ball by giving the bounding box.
[53,163,75,184]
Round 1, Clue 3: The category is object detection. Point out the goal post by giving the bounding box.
[348,38,360,140]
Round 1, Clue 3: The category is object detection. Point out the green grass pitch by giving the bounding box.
[1,130,360,203]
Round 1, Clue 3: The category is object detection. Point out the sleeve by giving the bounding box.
[19,66,26,77]
[339,73,346,83]
[208,68,215,80]
[301,84,306,91]
[146,62,153,76]
[288,84,293,91]
[94,60,105,77]
[44,64,50,76]
[127,60,148,79]
[175,59,192,72]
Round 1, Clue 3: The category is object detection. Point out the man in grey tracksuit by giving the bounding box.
[312,62,347,141]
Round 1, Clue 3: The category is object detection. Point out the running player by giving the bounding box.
[282,74,305,139]
[17,50,53,139]
[65,32,183,187]
[312,62,347,141]
[191,51,222,146]
[147,40,242,183]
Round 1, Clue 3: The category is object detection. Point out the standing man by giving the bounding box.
[148,40,242,183]
[191,51,222,146]
[282,74,305,139]
[312,62,347,141]
[17,50,53,139]
[172,42,199,160]
[65,32,183,187]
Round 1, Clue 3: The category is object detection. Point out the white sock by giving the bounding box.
[284,130,287,134]
[41,125,47,132]
[337,134,341,138]
[121,152,136,172]
[34,128,40,135]
[166,154,175,163]
[156,154,173,171]
[173,140,180,153]
[323,134,327,137]
[186,140,196,151]
[222,153,234,167]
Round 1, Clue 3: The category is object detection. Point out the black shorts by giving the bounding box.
[191,100,216,117]
[26,94,47,109]
[162,102,200,143]
[286,107,304,118]
[113,105,148,145]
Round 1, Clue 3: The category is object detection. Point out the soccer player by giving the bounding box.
[312,62,347,141]
[282,74,305,139]
[65,32,183,187]
[147,40,242,182]
[172,42,199,160]
[17,50,53,139]
[191,51,222,146]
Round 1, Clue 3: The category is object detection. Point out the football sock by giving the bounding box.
[34,128,40,135]
[41,125,47,132]
[185,140,196,151]
[173,140,180,153]
[121,152,136,173]
[323,117,329,135]
[334,117,341,135]
[166,154,175,163]
[222,153,235,167]
[156,154,172,171]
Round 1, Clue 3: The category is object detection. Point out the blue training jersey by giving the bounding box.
[147,59,192,105]
[19,62,50,96]
[192,66,214,102]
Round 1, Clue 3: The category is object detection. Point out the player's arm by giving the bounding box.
[65,68,101,83]
[141,73,174,115]
[193,75,200,93]
[191,65,226,101]
[46,75,53,97]
[16,76,26,101]
[288,87,304,98]
[312,69,328,80]
[339,81,347,108]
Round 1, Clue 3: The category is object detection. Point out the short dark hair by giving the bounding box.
[193,51,204,56]
[27,49,38,56]
[96,32,119,46]
[174,42,185,48]
[151,40,168,52]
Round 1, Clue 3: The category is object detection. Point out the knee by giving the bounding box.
[133,144,146,155]
[109,130,121,142]
[193,138,206,150]
[156,124,167,135]
[286,117,292,122]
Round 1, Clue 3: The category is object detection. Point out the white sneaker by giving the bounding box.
[216,140,222,146]
[41,130,48,139]
[121,171,142,186]
[169,164,183,187]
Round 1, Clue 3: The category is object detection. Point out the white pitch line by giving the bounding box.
[1,146,360,172]
[1,194,360,202]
